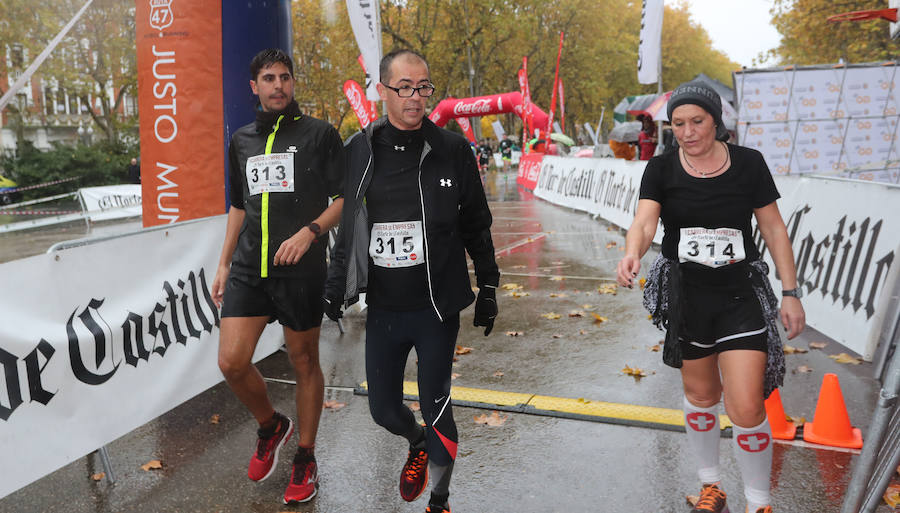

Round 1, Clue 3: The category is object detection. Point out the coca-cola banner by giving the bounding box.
[455,116,476,143]
[516,152,544,190]
[344,79,375,129]
[0,215,284,498]
[429,92,549,131]
[530,155,899,359]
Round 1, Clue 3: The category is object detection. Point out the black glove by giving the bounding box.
[473,286,497,336]
[323,297,343,321]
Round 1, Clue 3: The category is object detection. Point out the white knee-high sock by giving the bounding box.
[683,396,722,485]
[731,418,773,511]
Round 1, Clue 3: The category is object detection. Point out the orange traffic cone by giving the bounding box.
[803,373,863,449]
[764,388,797,440]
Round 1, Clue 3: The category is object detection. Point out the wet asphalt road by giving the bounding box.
[0,171,891,512]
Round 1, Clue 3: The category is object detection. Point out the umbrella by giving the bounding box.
[608,121,642,143]
[575,148,595,158]
[628,91,672,120]
[549,132,575,146]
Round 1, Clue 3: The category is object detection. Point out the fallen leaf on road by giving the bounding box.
[598,283,618,295]
[141,460,163,472]
[591,312,608,324]
[579,329,587,335]
[568,310,584,317]
[622,365,648,380]
[455,346,473,355]
[884,484,900,508]
[505,291,530,298]
[409,401,420,412]
[473,411,508,426]
[541,312,562,320]
[549,292,568,298]
[686,495,699,507]
[639,278,647,289]
[607,225,617,231]
[809,341,828,350]
[91,472,105,481]
[505,331,524,336]
[493,370,504,378]
[501,283,522,290]
[606,242,617,249]
[323,400,346,410]
[550,276,565,281]
[785,414,806,426]
[649,344,661,352]
[783,345,808,354]
[581,304,594,309]
[552,334,563,339]
[830,353,862,364]
[795,365,813,373]
[451,373,461,380]
[209,414,220,424]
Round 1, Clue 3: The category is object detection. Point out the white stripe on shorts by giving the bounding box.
[688,326,767,348]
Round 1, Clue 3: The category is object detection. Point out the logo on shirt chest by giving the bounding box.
[286,145,298,153]
[440,178,453,187]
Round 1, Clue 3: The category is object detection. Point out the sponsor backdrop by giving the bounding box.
[527,155,898,360]
[735,63,900,184]
[0,216,283,498]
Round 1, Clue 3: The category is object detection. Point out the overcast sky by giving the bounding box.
[680,0,781,68]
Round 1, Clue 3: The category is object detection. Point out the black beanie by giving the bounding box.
[667,80,729,141]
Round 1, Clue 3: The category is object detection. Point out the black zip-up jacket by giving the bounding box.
[228,101,344,279]
[324,116,499,321]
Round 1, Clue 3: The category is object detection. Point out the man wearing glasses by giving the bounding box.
[324,49,499,513]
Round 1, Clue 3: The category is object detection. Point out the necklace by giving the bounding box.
[682,142,729,177]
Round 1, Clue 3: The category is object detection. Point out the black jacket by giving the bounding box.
[324,116,499,321]
[228,101,344,278]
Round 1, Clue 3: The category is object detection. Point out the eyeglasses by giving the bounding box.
[381,83,436,98]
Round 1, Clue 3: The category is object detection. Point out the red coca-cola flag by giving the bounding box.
[455,116,477,143]
[344,79,374,128]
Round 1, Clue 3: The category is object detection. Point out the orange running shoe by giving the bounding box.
[748,507,772,513]
[399,444,429,501]
[691,483,730,513]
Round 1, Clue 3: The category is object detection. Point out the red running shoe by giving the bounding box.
[399,444,429,502]
[247,412,293,482]
[425,504,450,513]
[283,454,319,504]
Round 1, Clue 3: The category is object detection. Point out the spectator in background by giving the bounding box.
[637,114,657,160]
[127,157,141,184]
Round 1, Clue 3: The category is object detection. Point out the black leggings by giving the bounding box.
[365,307,459,466]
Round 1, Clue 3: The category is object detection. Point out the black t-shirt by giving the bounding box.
[639,143,780,279]
[366,122,430,310]
[499,139,513,156]
[478,144,492,159]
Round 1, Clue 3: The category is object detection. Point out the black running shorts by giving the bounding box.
[221,271,325,332]
[679,281,768,360]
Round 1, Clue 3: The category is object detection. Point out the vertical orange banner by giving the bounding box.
[136,0,224,226]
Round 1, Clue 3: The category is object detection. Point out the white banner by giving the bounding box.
[78,184,142,221]
[492,120,506,141]
[637,0,663,85]
[0,215,284,498]
[530,156,899,359]
[346,0,382,101]
[533,156,663,244]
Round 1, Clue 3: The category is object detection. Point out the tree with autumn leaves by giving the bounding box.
[0,0,136,145]
[768,0,900,66]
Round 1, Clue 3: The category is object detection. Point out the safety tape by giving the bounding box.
[0,209,83,215]
[1,176,80,193]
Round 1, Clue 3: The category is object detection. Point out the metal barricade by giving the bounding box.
[841,309,900,512]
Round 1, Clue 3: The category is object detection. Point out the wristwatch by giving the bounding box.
[782,288,803,298]
[307,222,322,239]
